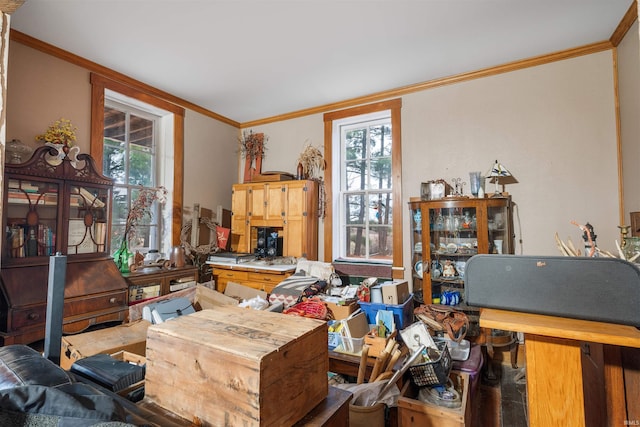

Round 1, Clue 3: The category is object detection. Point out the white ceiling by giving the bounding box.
[10,0,633,124]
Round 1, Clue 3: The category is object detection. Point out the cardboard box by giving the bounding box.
[364,330,397,358]
[325,299,358,320]
[223,280,268,301]
[60,319,150,370]
[145,306,328,426]
[380,280,410,305]
[398,372,471,427]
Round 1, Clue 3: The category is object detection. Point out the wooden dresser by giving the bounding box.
[207,260,295,293]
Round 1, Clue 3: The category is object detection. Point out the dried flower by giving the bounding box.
[35,118,77,147]
[238,130,268,161]
[123,186,168,243]
[297,142,326,179]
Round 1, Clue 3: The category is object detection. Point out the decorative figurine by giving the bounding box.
[442,260,456,277]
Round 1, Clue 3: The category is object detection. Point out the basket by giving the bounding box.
[408,341,452,387]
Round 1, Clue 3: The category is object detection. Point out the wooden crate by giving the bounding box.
[144,307,329,426]
[60,319,150,370]
[398,372,471,427]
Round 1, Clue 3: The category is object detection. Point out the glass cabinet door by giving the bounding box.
[427,206,478,304]
[66,185,110,255]
[487,203,511,255]
[409,203,424,301]
[4,178,60,261]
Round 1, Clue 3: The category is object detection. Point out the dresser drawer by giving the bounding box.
[64,291,127,318]
[9,305,47,330]
[214,269,249,281]
[247,272,288,284]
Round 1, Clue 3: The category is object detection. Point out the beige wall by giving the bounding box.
[5,41,239,230]
[183,109,237,218]
[619,20,640,223]
[247,51,620,278]
[5,38,626,279]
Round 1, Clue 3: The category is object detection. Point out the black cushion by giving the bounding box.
[0,345,72,390]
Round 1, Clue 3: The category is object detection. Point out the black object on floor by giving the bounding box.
[70,354,145,393]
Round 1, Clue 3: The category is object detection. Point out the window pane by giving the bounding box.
[128,150,153,187]
[130,115,153,149]
[346,225,366,258]
[112,187,128,225]
[104,107,125,142]
[345,194,365,225]
[370,158,392,190]
[345,128,366,160]
[370,124,391,158]
[369,225,393,259]
[370,192,393,225]
[345,160,367,191]
[104,143,125,184]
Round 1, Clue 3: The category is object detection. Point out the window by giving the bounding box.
[90,73,185,254]
[324,99,403,278]
[103,100,163,252]
[339,115,393,261]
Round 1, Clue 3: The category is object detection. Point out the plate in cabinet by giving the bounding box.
[414,261,423,278]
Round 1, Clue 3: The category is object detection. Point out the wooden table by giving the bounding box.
[480,308,640,427]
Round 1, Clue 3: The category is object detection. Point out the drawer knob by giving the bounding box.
[109,297,117,304]
[28,312,39,320]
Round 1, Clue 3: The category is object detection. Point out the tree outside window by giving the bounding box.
[342,119,393,262]
[103,103,161,253]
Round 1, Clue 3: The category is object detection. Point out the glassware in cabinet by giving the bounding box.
[409,197,513,307]
[409,203,424,301]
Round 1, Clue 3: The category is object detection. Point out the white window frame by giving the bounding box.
[332,111,393,263]
[104,90,175,255]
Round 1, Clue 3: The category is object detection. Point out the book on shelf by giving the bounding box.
[78,187,106,208]
[8,180,40,192]
[7,190,58,206]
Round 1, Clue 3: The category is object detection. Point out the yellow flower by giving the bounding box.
[35,118,77,147]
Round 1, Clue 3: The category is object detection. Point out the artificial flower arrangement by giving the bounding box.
[35,118,78,147]
[113,186,168,272]
[122,186,168,244]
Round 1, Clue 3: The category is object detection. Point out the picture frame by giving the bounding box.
[631,212,640,237]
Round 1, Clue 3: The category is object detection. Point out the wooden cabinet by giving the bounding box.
[123,265,198,305]
[230,180,319,259]
[409,196,513,306]
[0,146,129,345]
[209,262,295,293]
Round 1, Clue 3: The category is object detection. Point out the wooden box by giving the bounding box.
[398,372,471,427]
[364,330,397,358]
[60,319,150,370]
[144,307,329,426]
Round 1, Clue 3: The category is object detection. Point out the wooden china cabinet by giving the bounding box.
[409,196,514,306]
[0,145,128,346]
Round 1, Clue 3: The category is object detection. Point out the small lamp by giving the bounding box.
[487,160,512,197]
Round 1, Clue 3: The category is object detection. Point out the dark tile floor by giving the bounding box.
[489,362,528,427]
